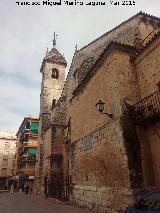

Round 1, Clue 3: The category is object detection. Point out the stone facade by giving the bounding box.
[134,35,160,190]
[37,12,160,213]
[16,117,39,189]
[35,46,67,196]
[69,48,138,212]
[0,132,16,189]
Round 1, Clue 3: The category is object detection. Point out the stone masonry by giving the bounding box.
[37,12,160,213]
[35,47,67,194]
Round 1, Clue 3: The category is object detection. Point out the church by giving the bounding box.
[35,12,160,213]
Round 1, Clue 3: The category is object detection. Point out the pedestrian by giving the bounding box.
[10,184,14,194]
[44,186,48,198]
[18,183,23,194]
[41,186,44,196]
[30,187,33,193]
[22,183,24,192]
[24,183,29,194]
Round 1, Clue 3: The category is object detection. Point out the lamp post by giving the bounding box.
[95,100,113,118]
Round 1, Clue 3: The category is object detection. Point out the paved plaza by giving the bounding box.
[0,192,93,213]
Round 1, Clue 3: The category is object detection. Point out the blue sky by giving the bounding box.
[0,0,159,132]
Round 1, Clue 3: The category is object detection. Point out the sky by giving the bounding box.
[0,0,159,132]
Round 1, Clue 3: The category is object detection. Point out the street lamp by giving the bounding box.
[95,100,113,118]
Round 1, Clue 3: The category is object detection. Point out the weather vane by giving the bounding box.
[52,32,58,48]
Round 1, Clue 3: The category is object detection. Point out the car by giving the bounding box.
[124,189,160,213]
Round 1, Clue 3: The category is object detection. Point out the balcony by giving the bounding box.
[131,90,160,124]
[21,155,36,162]
[0,169,8,177]
[19,131,38,144]
[23,142,37,148]
[0,173,9,177]
[21,168,35,176]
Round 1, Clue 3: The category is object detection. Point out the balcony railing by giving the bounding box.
[21,168,35,176]
[23,142,37,148]
[21,155,36,162]
[0,173,9,177]
[131,90,160,123]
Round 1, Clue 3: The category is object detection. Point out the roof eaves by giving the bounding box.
[141,12,160,22]
[16,116,39,136]
[76,11,160,54]
[130,31,160,62]
[70,41,137,102]
[142,30,160,49]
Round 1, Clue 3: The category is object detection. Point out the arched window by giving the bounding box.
[51,68,59,79]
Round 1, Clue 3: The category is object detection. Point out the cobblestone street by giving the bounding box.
[0,192,93,213]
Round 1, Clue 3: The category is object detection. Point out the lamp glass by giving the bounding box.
[96,100,105,113]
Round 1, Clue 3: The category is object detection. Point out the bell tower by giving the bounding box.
[36,34,67,182]
[40,34,67,130]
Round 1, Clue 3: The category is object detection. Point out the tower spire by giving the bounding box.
[75,44,78,52]
[53,32,57,48]
[46,47,48,57]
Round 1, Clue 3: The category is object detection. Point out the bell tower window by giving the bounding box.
[51,99,56,109]
[51,68,59,79]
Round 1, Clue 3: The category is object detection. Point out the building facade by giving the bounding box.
[36,12,160,212]
[0,132,16,190]
[16,117,39,189]
[35,41,67,196]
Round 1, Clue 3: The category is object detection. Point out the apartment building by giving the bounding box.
[16,117,39,189]
[0,132,16,189]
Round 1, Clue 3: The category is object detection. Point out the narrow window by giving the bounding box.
[51,68,59,79]
[51,99,56,109]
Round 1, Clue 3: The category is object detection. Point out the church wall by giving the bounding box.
[50,126,64,156]
[49,69,76,197]
[135,37,160,98]
[37,12,160,211]
[134,37,160,190]
[69,50,140,212]
[136,124,160,190]
[43,127,51,177]
[70,14,157,83]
